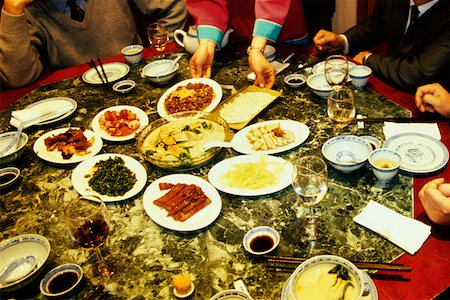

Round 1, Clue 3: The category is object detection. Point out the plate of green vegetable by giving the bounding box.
[71,153,147,202]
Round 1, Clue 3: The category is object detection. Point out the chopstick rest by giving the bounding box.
[353,200,431,255]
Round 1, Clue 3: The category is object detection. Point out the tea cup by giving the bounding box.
[369,148,401,182]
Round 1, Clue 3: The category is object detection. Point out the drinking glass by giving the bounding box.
[292,156,328,249]
[324,55,349,90]
[327,86,356,128]
[147,21,169,51]
[64,195,112,277]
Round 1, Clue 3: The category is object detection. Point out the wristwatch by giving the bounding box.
[363,53,372,65]
[246,45,264,55]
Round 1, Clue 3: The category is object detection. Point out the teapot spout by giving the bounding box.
[220,28,234,48]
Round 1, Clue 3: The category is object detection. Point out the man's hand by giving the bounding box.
[353,51,372,64]
[189,40,216,78]
[419,178,450,226]
[313,29,345,53]
[415,83,450,118]
[3,0,35,15]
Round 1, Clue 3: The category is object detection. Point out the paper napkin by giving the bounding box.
[383,122,441,140]
[10,101,74,129]
[353,200,431,255]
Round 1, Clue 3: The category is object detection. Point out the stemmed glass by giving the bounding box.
[147,21,169,51]
[324,54,349,90]
[292,156,328,254]
[327,86,356,128]
[64,195,112,278]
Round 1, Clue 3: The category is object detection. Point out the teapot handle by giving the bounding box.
[174,29,186,48]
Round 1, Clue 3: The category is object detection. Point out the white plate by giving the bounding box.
[157,78,222,117]
[71,153,147,202]
[25,97,77,126]
[312,60,357,74]
[33,127,103,164]
[91,105,149,142]
[82,62,130,85]
[232,120,309,154]
[143,174,222,231]
[281,271,378,300]
[208,155,294,196]
[384,133,449,174]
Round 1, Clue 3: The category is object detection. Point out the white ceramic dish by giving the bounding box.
[284,74,307,89]
[71,153,147,202]
[312,60,357,74]
[157,78,222,117]
[210,290,253,300]
[24,97,77,126]
[121,44,144,65]
[40,263,83,298]
[112,80,136,93]
[0,167,20,189]
[242,226,280,256]
[91,105,149,142]
[82,62,130,85]
[0,234,51,292]
[0,132,28,165]
[208,154,293,196]
[141,59,179,85]
[306,73,332,99]
[33,128,103,164]
[143,174,222,232]
[231,120,309,155]
[264,45,276,62]
[384,133,449,174]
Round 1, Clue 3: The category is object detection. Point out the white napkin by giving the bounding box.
[353,200,431,255]
[383,122,441,140]
[10,101,74,129]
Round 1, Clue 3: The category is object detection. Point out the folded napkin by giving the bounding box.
[353,200,431,255]
[383,122,441,140]
[10,101,74,129]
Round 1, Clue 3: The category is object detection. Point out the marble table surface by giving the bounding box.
[0,49,411,299]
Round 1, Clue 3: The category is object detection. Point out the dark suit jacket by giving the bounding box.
[344,0,450,92]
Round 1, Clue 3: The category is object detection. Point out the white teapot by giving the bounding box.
[174,25,234,55]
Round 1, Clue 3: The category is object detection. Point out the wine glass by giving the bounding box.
[324,55,349,90]
[292,156,328,254]
[327,86,356,128]
[147,21,169,51]
[64,195,112,277]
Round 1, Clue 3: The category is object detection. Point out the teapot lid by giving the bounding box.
[188,25,198,36]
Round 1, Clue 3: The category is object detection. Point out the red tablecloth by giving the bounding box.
[1,43,449,299]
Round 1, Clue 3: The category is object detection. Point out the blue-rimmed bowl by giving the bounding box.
[284,74,307,89]
[350,66,372,89]
[307,73,332,99]
[0,167,20,189]
[40,263,83,298]
[322,135,372,172]
[121,44,144,65]
[242,226,280,256]
[369,148,401,182]
[112,79,136,93]
[141,60,179,85]
[0,131,28,166]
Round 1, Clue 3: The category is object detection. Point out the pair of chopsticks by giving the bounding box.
[89,58,109,84]
[352,117,438,123]
[264,256,412,272]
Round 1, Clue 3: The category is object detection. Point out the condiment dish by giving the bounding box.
[112,80,136,93]
[0,167,20,189]
[284,74,307,89]
[243,226,280,256]
[0,234,51,292]
[210,289,253,300]
[121,44,144,65]
[40,263,83,298]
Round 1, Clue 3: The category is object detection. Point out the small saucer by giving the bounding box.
[173,282,195,298]
[40,263,83,298]
[0,167,20,189]
[284,74,307,89]
[360,136,381,151]
[112,80,136,93]
[243,226,280,256]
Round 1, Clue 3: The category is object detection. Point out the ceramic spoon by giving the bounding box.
[202,140,234,152]
[0,255,37,284]
[154,55,182,76]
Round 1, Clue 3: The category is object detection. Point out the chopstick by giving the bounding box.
[264,256,412,272]
[89,59,106,85]
[352,117,438,123]
[97,58,109,84]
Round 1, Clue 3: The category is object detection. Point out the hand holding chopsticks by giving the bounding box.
[88,58,108,85]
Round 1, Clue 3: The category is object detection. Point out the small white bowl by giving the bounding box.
[141,59,179,85]
[112,79,136,93]
[322,135,372,173]
[243,226,280,256]
[0,234,51,292]
[121,44,144,65]
[263,45,276,62]
[369,148,401,182]
[40,263,83,298]
[307,73,332,99]
[350,66,372,89]
[284,74,307,89]
[0,167,20,189]
[210,290,253,300]
[0,131,28,165]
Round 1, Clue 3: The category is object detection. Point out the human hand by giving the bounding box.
[248,51,275,89]
[415,83,450,118]
[189,40,216,78]
[313,30,345,53]
[419,178,450,226]
[353,51,371,65]
[3,0,35,15]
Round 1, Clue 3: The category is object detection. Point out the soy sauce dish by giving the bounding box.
[284,74,306,89]
[113,80,136,93]
[40,264,83,298]
[0,167,20,189]
[243,226,280,256]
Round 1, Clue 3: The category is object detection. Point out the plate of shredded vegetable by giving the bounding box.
[71,153,147,202]
[207,154,293,196]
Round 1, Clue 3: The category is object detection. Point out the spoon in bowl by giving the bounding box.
[153,55,182,76]
[0,255,37,284]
